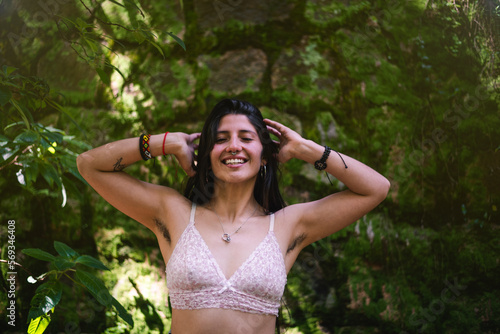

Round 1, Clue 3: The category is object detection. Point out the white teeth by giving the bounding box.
[224,159,245,165]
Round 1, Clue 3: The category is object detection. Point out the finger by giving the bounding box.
[264,118,286,132]
[266,125,282,138]
[190,133,201,142]
[185,165,196,177]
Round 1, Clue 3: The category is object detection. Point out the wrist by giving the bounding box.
[294,139,324,164]
[148,134,165,157]
[161,132,184,156]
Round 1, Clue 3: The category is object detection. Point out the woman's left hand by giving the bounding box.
[264,119,304,163]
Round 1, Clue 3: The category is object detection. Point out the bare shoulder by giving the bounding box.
[273,204,304,228]
[272,204,307,250]
[150,186,193,240]
[271,204,310,271]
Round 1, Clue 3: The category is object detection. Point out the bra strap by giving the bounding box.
[190,203,197,223]
[269,213,275,232]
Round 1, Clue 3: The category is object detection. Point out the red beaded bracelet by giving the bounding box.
[162,132,169,156]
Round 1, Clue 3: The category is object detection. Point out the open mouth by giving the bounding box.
[223,158,247,165]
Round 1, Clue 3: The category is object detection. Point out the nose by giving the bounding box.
[226,137,242,153]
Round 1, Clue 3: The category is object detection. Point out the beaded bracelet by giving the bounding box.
[139,133,152,161]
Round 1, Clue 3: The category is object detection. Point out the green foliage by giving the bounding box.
[0,66,90,205]
[53,0,185,85]
[22,241,133,334]
[1,0,498,332]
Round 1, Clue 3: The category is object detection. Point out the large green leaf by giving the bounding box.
[76,269,112,307]
[53,241,79,259]
[111,296,134,327]
[76,255,109,271]
[28,281,62,321]
[27,315,51,334]
[22,249,56,262]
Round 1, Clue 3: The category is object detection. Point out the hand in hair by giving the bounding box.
[170,132,201,177]
[264,118,304,164]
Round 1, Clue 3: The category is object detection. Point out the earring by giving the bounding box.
[260,165,267,178]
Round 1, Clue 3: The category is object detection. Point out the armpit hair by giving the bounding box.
[286,233,307,254]
[154,218,171,243]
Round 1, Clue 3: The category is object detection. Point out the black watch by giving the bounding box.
[314,146,331,171]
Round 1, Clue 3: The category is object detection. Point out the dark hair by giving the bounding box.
[184,99,286,213]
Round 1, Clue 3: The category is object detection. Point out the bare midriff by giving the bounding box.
[170,308,276,334]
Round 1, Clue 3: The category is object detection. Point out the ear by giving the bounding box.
[261,158,267,166]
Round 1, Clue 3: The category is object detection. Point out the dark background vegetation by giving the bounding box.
[1,0,499,333]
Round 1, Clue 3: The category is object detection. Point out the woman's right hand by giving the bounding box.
[166,132,201,177]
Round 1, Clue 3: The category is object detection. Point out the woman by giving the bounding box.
[77,99,390,333]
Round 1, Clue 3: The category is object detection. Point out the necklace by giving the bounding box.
[212,205,259,243]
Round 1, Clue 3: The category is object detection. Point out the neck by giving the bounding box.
[210,178,259,223]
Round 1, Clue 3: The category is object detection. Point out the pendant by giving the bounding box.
[222,233,231,243]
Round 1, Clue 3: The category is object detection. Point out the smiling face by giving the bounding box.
[210,114,265,184]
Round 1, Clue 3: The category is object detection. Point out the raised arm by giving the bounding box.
[76,132,200,231]
[264,119,390,250]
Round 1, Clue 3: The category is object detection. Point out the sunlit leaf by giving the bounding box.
[27,315,51,334]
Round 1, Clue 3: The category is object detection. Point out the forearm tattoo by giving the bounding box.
[113,157,127,171]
